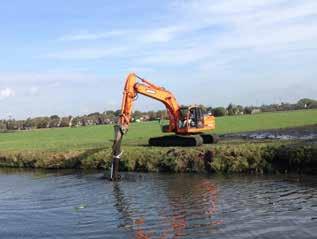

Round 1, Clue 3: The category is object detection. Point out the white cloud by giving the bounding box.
[0,72,103,84]
[51,26,190,61]
[174,0,317,51]
[142,26,188,43]
[58,30,128,41]
[45,47,127,60]
[53,0,317,65]
[0,88,15,99]
[58,26,187,44]
[28,86,40,95]
[140,46,211,65]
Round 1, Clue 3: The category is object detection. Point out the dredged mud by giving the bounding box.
[222,124,317,141]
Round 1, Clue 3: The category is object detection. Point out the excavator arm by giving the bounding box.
[111,73,180,180]
[118,73,180,133]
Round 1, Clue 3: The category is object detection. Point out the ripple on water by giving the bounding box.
[0,170,316,239]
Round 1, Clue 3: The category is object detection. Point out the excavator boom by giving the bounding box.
[111,73,181,180]
[117,73,180,134]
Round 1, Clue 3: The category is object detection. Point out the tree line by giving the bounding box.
[1,98,316,131]
[208,98,317,116]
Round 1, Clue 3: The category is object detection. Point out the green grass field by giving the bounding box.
[1,109,317,152]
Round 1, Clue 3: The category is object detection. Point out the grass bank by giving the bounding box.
[0,140,316,174]
[0,109,317,174]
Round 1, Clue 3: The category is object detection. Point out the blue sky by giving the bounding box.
[0,0,317,119]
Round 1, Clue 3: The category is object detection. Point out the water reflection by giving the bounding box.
[112,175,222,238]
[112,182,152,238]
[163,177,222,238]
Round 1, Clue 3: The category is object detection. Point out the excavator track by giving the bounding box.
[200,134,220,144]
[149,134,204,147]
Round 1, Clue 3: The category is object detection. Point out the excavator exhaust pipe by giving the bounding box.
[111,125,123,181]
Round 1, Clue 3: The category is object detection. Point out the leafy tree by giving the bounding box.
[206,107,213,114]
[198,104,207,113]
[236,105,244,114]
[212,107,226,117]
[227,103,236,116]
[6,120,16,130]
[148,111,158,121]
[24,118,33,128]
[37,117,49,128]
[59,116,72,127]
[50,115,59,120]
[297,98,317,109]
[310,101,317,109]
[133,110,143,119]
[157,110,168,120]
[0,120,7,131]
[244,107,253,114]
[71,117,79,127]
[49,115,60,128]
[114,109,121,117]
[88,112,100,117]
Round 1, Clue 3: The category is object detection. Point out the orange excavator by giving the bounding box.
[111,73,218,180]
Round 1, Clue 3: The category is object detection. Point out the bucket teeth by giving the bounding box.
[149,135,203,147]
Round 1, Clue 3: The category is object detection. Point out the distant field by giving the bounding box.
[0,109,317,152]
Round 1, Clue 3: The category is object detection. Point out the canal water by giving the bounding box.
[0,169,316,239]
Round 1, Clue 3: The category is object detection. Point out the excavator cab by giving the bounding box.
[150,105,216,147]
[188,106,204,129]
[178,107,189,129]
[178,106,205,130]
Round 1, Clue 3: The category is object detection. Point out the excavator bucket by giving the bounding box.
[111,125,123,180]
